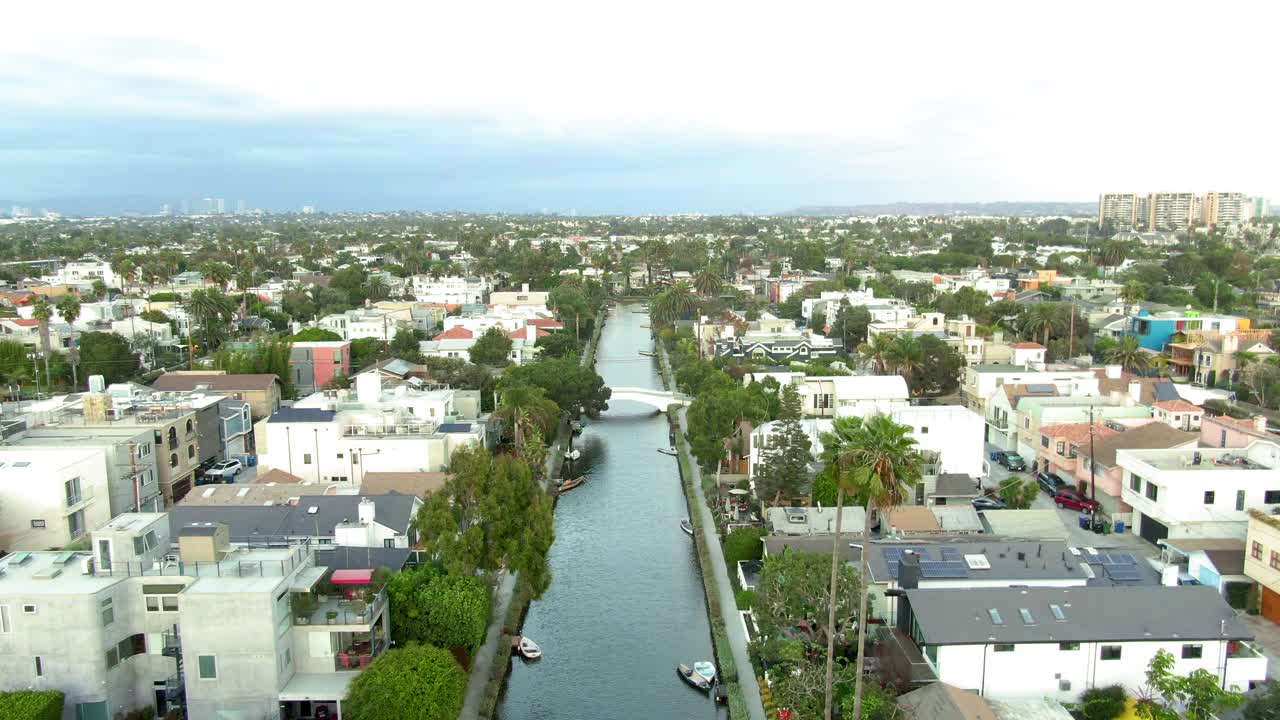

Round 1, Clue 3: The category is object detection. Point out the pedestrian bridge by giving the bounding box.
[609,387,690,412]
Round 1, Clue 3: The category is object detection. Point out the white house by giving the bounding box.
[895,586,1265,700]
[795,375,911,418]
[0,445,111,550]
[41,255,117,288]
[1119,441,1280,544]
[409,275,488,305]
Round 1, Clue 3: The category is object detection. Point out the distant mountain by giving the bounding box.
[787,201,1096,218]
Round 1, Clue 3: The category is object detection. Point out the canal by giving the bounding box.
[498,303,716,719]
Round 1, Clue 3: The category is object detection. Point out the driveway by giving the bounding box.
[1239,614,1280,680]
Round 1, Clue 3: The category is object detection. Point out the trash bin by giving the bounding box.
[1114,520,1125,534]
[1078,514,1090,529]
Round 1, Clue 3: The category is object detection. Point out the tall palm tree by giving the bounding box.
[1105,336,1151,374]
[494,384,559,450]
[887,335,924,392]
[183,289,235,356]
[30,297,53,388]
[857,333,897,375]
[56,296,82,388]
[827,414,923,720]
[200,261,233,291]
[1019,302,1059,353]
[692,267,724,297]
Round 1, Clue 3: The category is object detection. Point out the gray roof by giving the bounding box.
[438,423,473,433]
[865,540,1161,586]
[314,546,411,573]
[268,408,337,424]
[168,493,418,538]
[906,585,1252,645]
[933,473,980,497]
[763,534,864,565]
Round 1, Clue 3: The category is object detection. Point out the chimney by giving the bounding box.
[898,549,921,590]
[358,497,376,526]
[1254,416,1269,433]
[1105,365,1123,379]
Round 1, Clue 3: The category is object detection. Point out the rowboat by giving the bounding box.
[558,476,587,493]
[680,519,694,536]
[678,663,712,691]
[693,661,716,683]
[517,636,542,660]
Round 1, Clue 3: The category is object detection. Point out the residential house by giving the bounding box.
[895,683,1073,720]
[1073,422,1198,519]
[795,375,910,418]
[960,363,1101,415]
[985,383,1058,449]
[1245,510,1280,623]
[714,314,838,363]
[1202,414,1274,449]
[1125,309,1249,353]
[1014,397,1151,466]
[170,494,421,548]
[1160,537,1249,603]
[1119,441,1280,544]
[1151,399,1203,432]
[489,283,549,308]
[408,275,488,305]
[885,585,1264,699]
[0,446,112,550]
[318,309,407,342]
[289,341,352,395]
[1036,422,1119,482]
[151,373,283,421]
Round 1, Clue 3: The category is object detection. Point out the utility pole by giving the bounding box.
[1088,405,1098,522]
[1068,304,1076,359]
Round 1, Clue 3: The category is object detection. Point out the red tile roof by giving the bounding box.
[1040,422,1118,445]
[1154,400,1202,413]
[527,318,564,329]
[434,326,474,340]
[8,318,40,327]
[1011,342,1046,350]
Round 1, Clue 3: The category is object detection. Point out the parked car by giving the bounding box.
[1053,487,1101,512]
[1036,471,1066,495]
[993,451,1026,471]
[204,459,243,482]
[971,496,1008,511]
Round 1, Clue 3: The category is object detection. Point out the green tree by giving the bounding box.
[1020,302,1060,354]
[1106,336,1151,374]
[548,284,590,339]
[1135,648,1244,720]
[54,295,81,327]
[651,281,698,325]
[386,565,440,645]
[212,340,295,398]
[139,309,170,325]
[421,575,491,650]
[911,334,965,396]
[0,690,64,720]
[685,383,766,478]
[755,550,858,647]
[469,326,513,367]
[200,261,233,290]
[77,332,138,384]
[342,643,465,720]
[183,288,236,352]
[997,476,1038,509]
[693,266,725,296]
[1079,685,1128,720]
[534,331,581,359]
[503,357,611,416]
[349,337,387,370]
[494,383,559,449]
[754,384,811,505]
[723,527,765,565]
[1243,680,1280,720]
[829,414,922,720]
[829,302,871,353]
[389,328,425,364]
[288,327,343,342]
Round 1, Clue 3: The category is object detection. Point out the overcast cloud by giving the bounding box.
[3,1,1277,213]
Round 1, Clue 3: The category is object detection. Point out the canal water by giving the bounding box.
[498,304,716,719]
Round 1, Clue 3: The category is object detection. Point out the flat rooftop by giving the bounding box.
[866,540,1160,586]
[1126,446,1279,472]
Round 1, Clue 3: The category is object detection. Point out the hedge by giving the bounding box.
[0,691,64,720]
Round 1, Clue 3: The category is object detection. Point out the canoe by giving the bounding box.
[558,476,587,493]
[657,447,678,456]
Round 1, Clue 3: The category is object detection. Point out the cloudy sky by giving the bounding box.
[4,2,1277,214]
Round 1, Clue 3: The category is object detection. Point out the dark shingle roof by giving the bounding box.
[907,586,1251,645]
[314,546,411,573]
[168,493,418,538]
[438,423,472,433]
[152,373,280,392]
[268,408,337,424]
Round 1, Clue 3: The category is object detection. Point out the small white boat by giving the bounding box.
[678,663,712,691]
[657,447,678,456]
[680,519,694,536]
[693,661,716,684]
[565,448,581,461]
[517,636,542,659]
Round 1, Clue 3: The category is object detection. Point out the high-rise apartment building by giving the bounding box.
[214,198,225,215]
[1099,191,1255,231]
[235,199,246,214]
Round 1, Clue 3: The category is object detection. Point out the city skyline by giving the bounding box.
[3,3,1279,214]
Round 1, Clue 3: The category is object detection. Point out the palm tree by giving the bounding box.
[651,281,698,326]
[200,261,233,291]
[1105,336,1150,374]
[827,414,923,720]
[55,296,82,388]
[1019,302,1059,353]
[110,255,136,294]
[692,267,724,297]
[857,333,897,375]
[1121,280,1147,305]
[366,276,390,301]
[30,297,53,388]
[887,335,924,392]
[494,384,559,450]
[183,289,235,356]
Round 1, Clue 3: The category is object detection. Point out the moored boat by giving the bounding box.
[680,519,694,536]
[657,447,678,456]
[517,636,542,659]
[558,476,587,493]
[565,448,581,461]
[693,660,716,683]
[677,663,712,691]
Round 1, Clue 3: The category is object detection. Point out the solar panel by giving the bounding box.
[940,547,962,561]
[883,548,904,561]
[919,560,969,578]
[886,561,900,578]
[1104,565,1142,581]
[1104,552,1136,566]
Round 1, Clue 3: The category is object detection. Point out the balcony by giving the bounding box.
[876,627,937,687]
[294,586,388,629]
[63,487,95,514]
[333,634,388,671]
[987,416,1008,430]
[342,422,438,437]
[1226,641,1268,690]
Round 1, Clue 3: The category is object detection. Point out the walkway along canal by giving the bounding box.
[498,304,717,719]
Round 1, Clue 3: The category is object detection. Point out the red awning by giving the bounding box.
[330,569,373,585]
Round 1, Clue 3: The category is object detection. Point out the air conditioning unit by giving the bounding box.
[79,556,94,575]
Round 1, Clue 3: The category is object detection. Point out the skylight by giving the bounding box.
[987,609,1004,625]
[1049,603,1067,621]
[307,506,319,514]
[1018,608,1035,625]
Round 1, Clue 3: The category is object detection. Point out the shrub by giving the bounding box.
[288,327,343,342]
[1079,684,1127,720]
[0,690,64,720]
[735,589,757,610]
[723,527,765,565]
[343,643,465,720]
[148,292,179,302]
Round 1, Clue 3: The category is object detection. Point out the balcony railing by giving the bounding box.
[988,416,1008,430]
[342,422,438,437]
[877,627,937,685]
[296,587,388,627]
[1228,640,1263,659]
[63,487,95,513]
[333,636,388,671]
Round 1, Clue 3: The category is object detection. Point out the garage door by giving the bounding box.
[1138,514,1169,545]
[1262,586,1280,623]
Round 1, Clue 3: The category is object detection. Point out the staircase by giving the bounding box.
[162,625,186,717]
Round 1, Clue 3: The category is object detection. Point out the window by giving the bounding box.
[1271,551,1280,571]
[198,655,218,680]
[993,644,1015,652]
[34,656,42,677]
[1238,490,1247,512]
[106,647,119,669]
[185,419,194,435]
[144,584,182,613]
[1254,542,1265,560]
[1041,436,1050,448]
[1056,441,1065,455]
[1181,644,1203,659]
[69,510,85,538]
[1049,603,1067,621]
[1059,642,1080,651]
[1100,646,1122,660]
[22,604,36,614]
[987,609,1004,625]
[303,453,312,465]
[65,477,82,506]
[383,538,396,549]
[1145,483,1159,502]
[1130,474,1142,492]
[1068,444,1078,458]
[30,519,45,529]
[169,453,178,468]
[0,605,9,633]
[1266,491,1280,504]
[117,634,145,663]
[167,427,178,449]
[187,445,195,459]
[1205,491,1216,505]
[101,598,114,627]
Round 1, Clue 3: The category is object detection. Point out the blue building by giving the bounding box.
[1125,309,1248,352]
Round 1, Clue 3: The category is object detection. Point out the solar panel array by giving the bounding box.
[1104,565,1143,581]
[919,560,969,578]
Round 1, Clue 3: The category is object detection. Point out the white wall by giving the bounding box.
[0,447,111,550]
[179,586,289,720]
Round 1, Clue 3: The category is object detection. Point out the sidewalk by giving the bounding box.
[677,405,768,720]
[458,571,517,720]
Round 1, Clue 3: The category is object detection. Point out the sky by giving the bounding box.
[3,1,1278,215]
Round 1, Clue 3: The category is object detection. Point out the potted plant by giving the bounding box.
[352,600,368,623]
[315,578,333,603]
[326,610,338,625]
